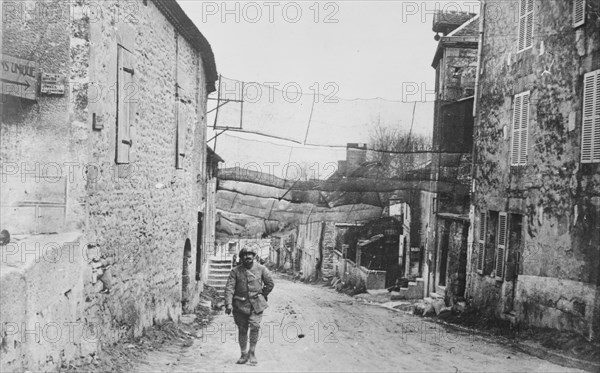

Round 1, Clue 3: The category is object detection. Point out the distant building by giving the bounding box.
[468,0,599,340]
[1,0,218,370]
[427,10,479,303]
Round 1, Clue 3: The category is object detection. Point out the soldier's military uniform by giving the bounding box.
[224,251,274,365]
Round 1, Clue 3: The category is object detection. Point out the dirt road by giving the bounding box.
[132,275,584,372]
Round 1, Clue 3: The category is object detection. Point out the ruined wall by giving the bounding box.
[470,0,600,339]
[321,222,336,278]
[84,0,208,342]
[296,221,323,280]
[440,47,477,102]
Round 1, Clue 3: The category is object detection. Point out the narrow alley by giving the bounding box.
[132,276,582,373]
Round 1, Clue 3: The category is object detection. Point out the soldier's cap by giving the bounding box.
[239,247,257,257]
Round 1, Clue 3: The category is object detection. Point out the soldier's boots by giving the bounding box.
[236,353,249,364]
[247,352,258,366]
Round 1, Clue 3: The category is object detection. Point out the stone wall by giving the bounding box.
[470,0,600,339]
[321,222,336,278]
[1,1,91,370]
[434,217,469,304]
[1,1,216,369]
[84,0,209,341]
[1,0,88,234]
[0,233,89,372]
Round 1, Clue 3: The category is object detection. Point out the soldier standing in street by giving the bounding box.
[224,246,274,365]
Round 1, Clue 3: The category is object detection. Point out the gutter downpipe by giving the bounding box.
[466,0,486,301]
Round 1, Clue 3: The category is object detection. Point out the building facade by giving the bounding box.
[1,0,217,370]
[425,11,478,301]
[468,0,599,340]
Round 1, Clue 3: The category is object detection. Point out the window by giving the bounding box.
[573,0,585,28]
[476,212,486,274]
[581,69,600,163]
[116,45,135,164]
[494,212,508,281]
[518,0,534,52]
[511,91,530,166]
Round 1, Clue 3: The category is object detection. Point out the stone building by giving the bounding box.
[468,0,599,340]
[426,11,478,302]
[1,0,217,370]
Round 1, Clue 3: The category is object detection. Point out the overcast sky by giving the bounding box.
[177,0,480,176]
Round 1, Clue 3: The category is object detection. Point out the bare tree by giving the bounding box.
[368,122,431,178]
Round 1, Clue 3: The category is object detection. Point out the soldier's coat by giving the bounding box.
[225,262,274,315]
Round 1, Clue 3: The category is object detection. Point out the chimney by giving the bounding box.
[346,143,367,176]
[337,160,347,177]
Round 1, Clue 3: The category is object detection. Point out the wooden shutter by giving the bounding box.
[116,45,135,164]
[581,70,600,163]
[518,0,534,52]
[176,100,187,169]
[511,91,530,166]
[573,0,585,28]
[477,212,486,274]
[495,213,508,281]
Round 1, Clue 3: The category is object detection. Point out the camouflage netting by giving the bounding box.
[208,77,472,239]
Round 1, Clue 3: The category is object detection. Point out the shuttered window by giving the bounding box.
[116,45,135,164]
[495,213,508,281]
[518,0,534,52]
[581,70,600,163]
[573,0,585,28]
[477,212,486,274]
[511,91,530,166]
[175,100,187,169]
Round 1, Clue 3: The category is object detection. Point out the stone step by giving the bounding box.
[208,273,229,279]
[210,267,232,272]
[210,263,233,268]
[208,281,227,287]
[392,278,424,300]
[209,271,230,276]
[210,260,233,265]
[209,267,231,272]
[209,286,226,290]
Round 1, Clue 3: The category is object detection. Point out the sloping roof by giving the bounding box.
[152,0,218,93]
[431,15,479,68]
[432,11,477,34]
[447,14,480,37]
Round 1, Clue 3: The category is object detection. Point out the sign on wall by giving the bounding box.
[41,73,65,95]
[1,54,38,101]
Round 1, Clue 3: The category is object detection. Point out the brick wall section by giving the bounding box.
[469,0,600,339]
[84,0,209,341]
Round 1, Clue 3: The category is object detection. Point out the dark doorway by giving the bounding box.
[182,238,192,308]
[438,220,450,287]
[195,212,204,281]
[504,214,523,313]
